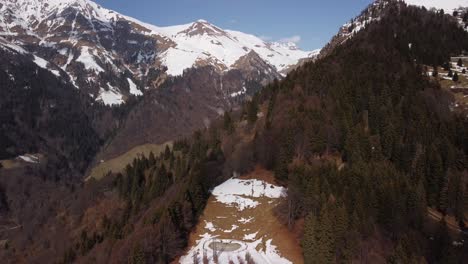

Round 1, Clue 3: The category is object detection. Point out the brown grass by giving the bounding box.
[86,142,172,181]
[184,166,303,264]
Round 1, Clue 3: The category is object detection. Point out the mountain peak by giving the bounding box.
[179,19,225,37]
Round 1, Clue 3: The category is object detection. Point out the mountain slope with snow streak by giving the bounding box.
[319,0,468,59]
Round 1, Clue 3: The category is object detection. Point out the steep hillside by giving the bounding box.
[245,2,468,263]
[96,65,271,161]
[0,41,101,176]
[320,0,468,59]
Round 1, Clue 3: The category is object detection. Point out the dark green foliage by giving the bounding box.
[457,58,463,67]
[0,49,102,175]
[247,97,259,124]
[104,132,224,262]
[432,66,438,77]
[248,2,467,263]
[452,72,459,82]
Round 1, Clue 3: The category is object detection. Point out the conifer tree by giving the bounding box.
[317,207,335,263]
[303,214,318,264]
[452,72,459,82]
[223,111,234,134]
[247,99,258,124]
[148,151,156,166]
[432,66,438,77]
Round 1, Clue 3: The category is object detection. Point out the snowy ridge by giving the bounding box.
[156,20,318,75]
[0,0,316,105]
[0,0,315,76]
[404,0,468,12]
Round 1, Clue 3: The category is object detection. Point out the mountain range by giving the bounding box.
[0,0,318,105]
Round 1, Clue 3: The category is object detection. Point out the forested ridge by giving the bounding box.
[248,2,468,263]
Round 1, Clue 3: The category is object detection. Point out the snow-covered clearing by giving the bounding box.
[180,168,301,264]
[211,178,285,211]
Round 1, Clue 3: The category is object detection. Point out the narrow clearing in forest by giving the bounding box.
[179,167,303,264]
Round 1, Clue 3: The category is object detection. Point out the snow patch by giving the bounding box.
[96,83,124,106]
[76,46,104,73]
[33,55,60,76]
[17,154,39,163]
[205,221,216,232]
[223,225,239,233]
[127,78,142,96]
[243,231,258,240]
[180,236,292,264]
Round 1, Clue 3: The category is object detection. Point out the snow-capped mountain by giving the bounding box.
[152,19,318,76]
[0,0,316,105]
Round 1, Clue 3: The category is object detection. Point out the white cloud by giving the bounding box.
[278,35,301,44]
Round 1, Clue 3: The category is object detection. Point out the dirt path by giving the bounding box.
[179,167,303,264]
[427,208,467,234]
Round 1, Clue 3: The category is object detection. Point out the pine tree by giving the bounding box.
[303,213,318,264]
[433,219,450,262]
[457,58,463,67]
[148,151,156,166]
[452,72,459,82]
[438,175,449,214]
[247,99,258,124]
[317,207,335,263]
[223,111,234,134]
[432,66,438,77]
[334,203,348,243]
[426,148,444,206]
[164,145,171,160]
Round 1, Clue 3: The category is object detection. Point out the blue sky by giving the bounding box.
[93,0,374,50]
